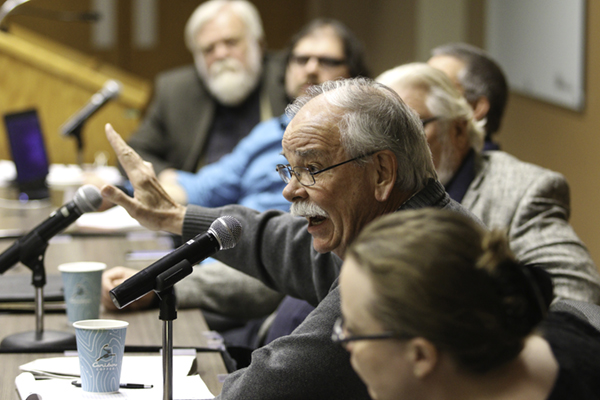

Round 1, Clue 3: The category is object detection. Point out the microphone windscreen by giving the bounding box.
[73,184,103,212]
[103,80,122,99]
[210,216,242,250]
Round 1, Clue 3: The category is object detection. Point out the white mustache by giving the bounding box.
[290,201,328,218]
[210,58,244,76]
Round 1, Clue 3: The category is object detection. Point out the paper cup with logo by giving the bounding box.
[58,262,106,324]
[73,319,128,393]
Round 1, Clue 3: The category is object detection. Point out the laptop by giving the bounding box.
[3,109,50,200]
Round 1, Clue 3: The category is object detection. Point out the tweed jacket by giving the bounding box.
[127,53,288,175]
[462,151,600,304]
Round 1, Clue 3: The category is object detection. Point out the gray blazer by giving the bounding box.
[127,53,288,175]
[463,151,600,304]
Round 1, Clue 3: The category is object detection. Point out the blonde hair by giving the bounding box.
[377,62,485,152]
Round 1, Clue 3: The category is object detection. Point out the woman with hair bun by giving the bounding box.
[336,209,600,400]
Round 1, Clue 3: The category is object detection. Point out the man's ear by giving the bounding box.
[372,150,397,202]
[472,96,490,122]
[407,338,438,378]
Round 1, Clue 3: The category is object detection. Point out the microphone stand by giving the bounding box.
[0,232,76,350]
[154,260,193,400]
[68,125,85,167]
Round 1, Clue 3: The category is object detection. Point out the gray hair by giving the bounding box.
[377,63,484,152]
[286,78,437,193]
[184,0,264,53]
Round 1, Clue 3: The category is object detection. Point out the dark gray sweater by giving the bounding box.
[182,179,476,399]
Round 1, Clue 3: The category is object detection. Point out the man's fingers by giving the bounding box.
[105,123,143,170]
[105,123,157,182]
[100,184,138,216]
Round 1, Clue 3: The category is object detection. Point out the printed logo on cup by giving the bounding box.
[59,262,106,323]
[93,343,118,369]
[70,284,92,305]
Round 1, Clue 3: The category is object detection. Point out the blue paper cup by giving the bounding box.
[58,262,106,324]
[73,319,129,393]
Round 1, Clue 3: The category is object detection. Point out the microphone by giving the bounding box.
[0,185,103,274]
[110,216,243,309]
[60,80,122,137]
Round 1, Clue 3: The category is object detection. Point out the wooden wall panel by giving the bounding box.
[0,30,150,166]
[4,0,309,81]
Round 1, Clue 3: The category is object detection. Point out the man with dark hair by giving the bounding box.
[429,42,508,150]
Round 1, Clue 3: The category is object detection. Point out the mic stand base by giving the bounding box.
[155,259,193,400]
[0,235,77,351]
[0,330,76,351]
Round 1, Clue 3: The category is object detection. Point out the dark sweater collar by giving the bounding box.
[399,178,449,211]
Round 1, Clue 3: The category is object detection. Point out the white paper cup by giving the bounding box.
[73,319,128,393]
[58,262,106,324]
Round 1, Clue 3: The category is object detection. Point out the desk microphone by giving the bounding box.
[0,184,103,274]
[60,79,122,137]
[110,216,242,309]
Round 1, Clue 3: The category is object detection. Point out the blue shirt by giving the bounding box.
[176,115,290,211]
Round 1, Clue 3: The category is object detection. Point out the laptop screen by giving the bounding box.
[3,109,50,199]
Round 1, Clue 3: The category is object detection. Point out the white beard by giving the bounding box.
[436,139,462,186]
[195,41,262,107]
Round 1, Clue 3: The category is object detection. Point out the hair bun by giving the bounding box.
[495,261,553,335]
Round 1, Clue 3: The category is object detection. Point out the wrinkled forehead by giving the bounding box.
[282,96,345,159]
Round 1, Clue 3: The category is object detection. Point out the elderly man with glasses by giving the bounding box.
[100,77,481,400]
[102,18,370,351]
[377,63,600,305]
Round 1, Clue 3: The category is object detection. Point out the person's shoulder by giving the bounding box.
[446,197,487,228]
[155,65,201,85]
[403,179,486,228]
[480,151,568,188]
[542,310,600,393]
[151,65,208,102]
[245,115,288,141]
[484,151,562,177]
[257,115,287,129]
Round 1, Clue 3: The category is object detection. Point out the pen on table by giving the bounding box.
[71,380,153,389]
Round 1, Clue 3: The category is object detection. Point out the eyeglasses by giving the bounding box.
[421,116,442,127]
[331,317,408,347]
[276,152,376,187]
[290,54,347,69]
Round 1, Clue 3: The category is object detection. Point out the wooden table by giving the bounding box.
[0,200,228,398]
